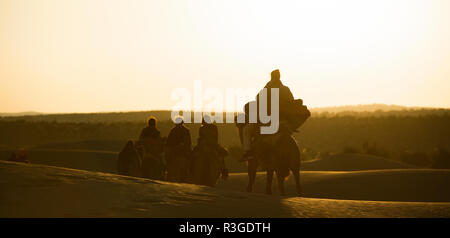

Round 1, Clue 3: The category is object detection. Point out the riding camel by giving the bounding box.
[117,140,142,177]
[191,144,228,187]
[236,123,302,196]
[138,138,166,180]
[165,144,190,182]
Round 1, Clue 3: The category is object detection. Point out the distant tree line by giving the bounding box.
[1,110,449,168]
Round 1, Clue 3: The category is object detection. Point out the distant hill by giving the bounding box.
[0,111,42,117]
[0,110,174,123]
[310,104,424,113]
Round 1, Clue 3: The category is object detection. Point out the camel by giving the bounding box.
[118,140,166,180]
[166,155,190,182]
[236,124,302,196]
[191,145,228,187]
[117,140,142,177]
[165,145,190,183]
[137,140,166,180]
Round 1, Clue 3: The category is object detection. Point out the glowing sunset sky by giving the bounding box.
[1,0,449,113]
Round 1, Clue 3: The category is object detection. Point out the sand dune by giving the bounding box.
[1,161,450,218]
[0,149,118,174]
[34,139,126,152]
[217,170,450,202]
[1,150,414,177]
[301,153,415,171]
[2,149,447,203]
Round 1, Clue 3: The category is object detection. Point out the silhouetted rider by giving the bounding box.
[166,116,192,157]
[139,116,163,155]
[194,115,229,179]
[139,116,161,141]
[241,69,295,161]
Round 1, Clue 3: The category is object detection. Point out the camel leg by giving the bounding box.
[291,167,302,196]
[246,159,257,192]
[276,171,286,196]
[266,169,274,195]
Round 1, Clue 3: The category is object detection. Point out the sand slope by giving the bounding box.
[0,149,117,173]
[1,150,414,176]
[1,161,450,218]
[217,170,450,202]
[302,153,415,171]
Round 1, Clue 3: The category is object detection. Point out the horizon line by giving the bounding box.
[1,104,449,116]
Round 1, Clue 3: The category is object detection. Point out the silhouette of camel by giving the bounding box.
[191,144,228,187]
[236,124,302,196]
[117,140,142,177]
[165,144,190,183]
[137,138,166,180]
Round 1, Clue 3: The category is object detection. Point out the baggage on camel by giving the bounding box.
[243,98,311,132]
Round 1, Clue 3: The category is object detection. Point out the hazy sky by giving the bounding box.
[1,0,449,113]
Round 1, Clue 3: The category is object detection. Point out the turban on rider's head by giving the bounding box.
[174,115,184,125]
[271,69,280,81]
[147,116,157,126]
[202,114,212,124]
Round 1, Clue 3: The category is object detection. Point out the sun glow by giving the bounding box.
[0,0,449,113]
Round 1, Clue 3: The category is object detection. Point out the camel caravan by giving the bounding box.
[117,115,229,187]
[117,69,310,195]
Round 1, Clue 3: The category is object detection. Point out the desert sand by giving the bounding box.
[301,153,415,171]
[216,170,450,202]
[0,149,416,174]
[2,160,450,218]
